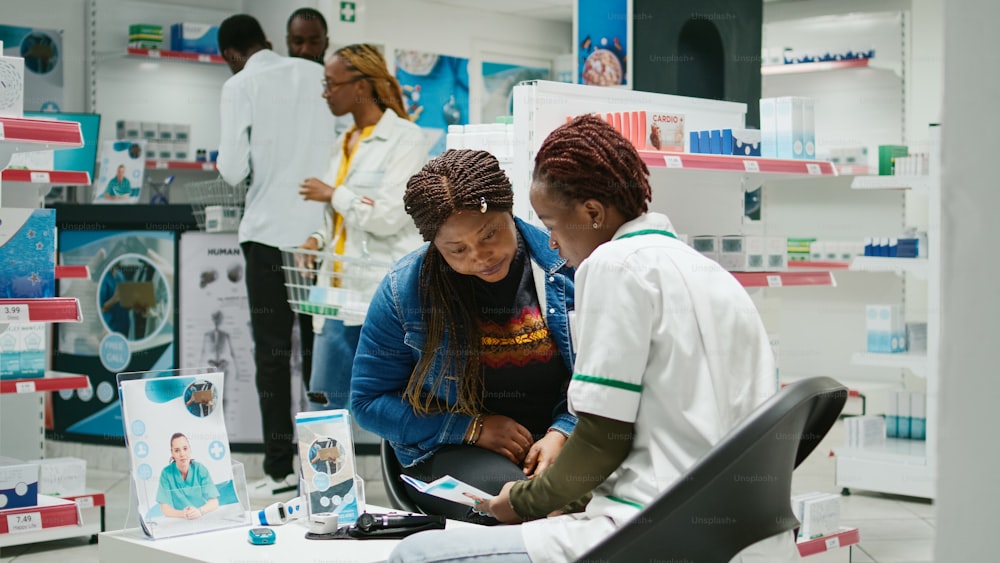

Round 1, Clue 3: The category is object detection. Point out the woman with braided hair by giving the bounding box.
[388,116,796,562]
[351,149,577,524]
[298,43,426,412]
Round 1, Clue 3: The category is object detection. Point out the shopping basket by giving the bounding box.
[280,247,393,323]
[186,177,249,232]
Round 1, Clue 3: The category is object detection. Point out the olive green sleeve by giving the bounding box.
[509,412,634,520]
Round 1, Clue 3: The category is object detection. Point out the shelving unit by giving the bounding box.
[834,130,941,499]
[732,271,836,288]
[1,108,101,547]
[796,527,861,559]
[147,159,216,171]
[126,47,225,65]
[762,58,871,75]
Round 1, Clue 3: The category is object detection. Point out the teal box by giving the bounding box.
[170,23,219,54]
[0,324,46,380]
[0,209,55,298]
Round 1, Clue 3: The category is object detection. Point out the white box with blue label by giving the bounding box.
[0,209,56,299]
[0,323,46,380]
[171,23,219,54]
[26,457,86,497]
[774,97,804,159]
[0,457,39,509]
[866,304,907,353]
[759,98,777,158]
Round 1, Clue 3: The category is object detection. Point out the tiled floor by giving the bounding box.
[0,420,935,562]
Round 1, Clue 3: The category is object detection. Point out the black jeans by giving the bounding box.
[400,445,528,524]
[242,241,314,479]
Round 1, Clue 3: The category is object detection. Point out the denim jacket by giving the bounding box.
[350,217,576,467]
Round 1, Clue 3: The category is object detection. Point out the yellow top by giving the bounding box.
[330,123,376,285]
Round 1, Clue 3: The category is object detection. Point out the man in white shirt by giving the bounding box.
[284,7,352,137]
[216,14,337,498]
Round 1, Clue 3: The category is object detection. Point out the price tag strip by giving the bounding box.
[30,171,51,183]
[7,511,43,534]
[1,304,28,323]
[15,381,36,393]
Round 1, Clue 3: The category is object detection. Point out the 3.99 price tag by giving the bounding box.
[1,304,28,323]
[7,512,43,533]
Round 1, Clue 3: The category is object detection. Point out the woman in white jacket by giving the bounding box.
[298,44,425,410]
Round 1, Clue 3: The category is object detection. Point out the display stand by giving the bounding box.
[0,109,100,546]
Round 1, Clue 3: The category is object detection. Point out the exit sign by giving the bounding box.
[340,1,356,23]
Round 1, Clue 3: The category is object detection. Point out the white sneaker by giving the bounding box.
[248,474,297,499]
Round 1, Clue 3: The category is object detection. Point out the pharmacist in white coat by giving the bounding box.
[389,115,798,563]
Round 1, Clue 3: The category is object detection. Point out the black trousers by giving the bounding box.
[401,445,528,525]
[242,241,314,479]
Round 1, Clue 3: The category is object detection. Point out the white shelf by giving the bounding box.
[837,437,926,464]
[1,169,92,185]
[848,256,928,279]
[638,150,838,177]
[762,58,871,75]
[836,439,933,498]
[852,351,928,377]
[851,175,930,192]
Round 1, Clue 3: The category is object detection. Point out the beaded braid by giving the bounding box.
[402,149,515,416]
[334,44,409,120]
[533,114,652,219]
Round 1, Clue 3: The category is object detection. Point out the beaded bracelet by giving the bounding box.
[465,414,483,445]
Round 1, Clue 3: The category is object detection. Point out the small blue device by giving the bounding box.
[248,527,276,545]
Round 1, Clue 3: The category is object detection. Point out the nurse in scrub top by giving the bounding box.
[389,115,798,562]
[156,433,220,520]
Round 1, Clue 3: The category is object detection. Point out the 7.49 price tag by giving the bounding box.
[1,304,28,323]
[7,511,43,533]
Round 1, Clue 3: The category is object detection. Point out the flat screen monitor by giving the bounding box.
[22,111,101,181]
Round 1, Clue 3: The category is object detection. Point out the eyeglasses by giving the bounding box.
[321,76,364,92]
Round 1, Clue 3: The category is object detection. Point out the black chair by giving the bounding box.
[380,439,423,514]
[579,376,847,563]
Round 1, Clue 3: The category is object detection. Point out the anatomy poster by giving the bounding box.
[178,232,308,446]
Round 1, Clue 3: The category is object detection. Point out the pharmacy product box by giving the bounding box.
[885,389,899,438]
[896,390,912,439]
[645,112,685,151]
[800,494,841,540]
[129,24,163,39]
[774,97,805,159]
[866,304,906,353]
[766,237,787,270]
[156,140,172,160]
[0,323,46,379]
[878,145,908,175]
[144,140,157,159]
[718,236,746,271]
[157,123,174,141]
[910,392,926,440]
[173,123,191,141]
[0,209,55,299]
[141,121,158,140]
[0,457,39,509]
[689,131,700,153]
[691,236,719,263]
[759,98,777,158]
[26,457,86,497]
[791,492,828,538]
[698,131,711,154]
[800,98,816,159]
[205,206,241,232]
[116,119,141,140]
[172,139,190,161]
[171,23,220,54]
[732,129,761,157]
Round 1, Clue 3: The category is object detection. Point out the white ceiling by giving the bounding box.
[420,0,797,24]
[420,0,575,22]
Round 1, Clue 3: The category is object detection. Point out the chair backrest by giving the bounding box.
[380,439,423,514]
[579,376,847,563]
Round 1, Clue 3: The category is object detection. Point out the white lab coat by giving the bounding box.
[217,49,337,248]
[313,109,426,327]
[521,212,798,562]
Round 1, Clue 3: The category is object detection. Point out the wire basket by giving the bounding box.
[281,247,393,322]
[186,178,249,232]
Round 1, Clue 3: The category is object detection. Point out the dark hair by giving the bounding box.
[402,150,515,416]
[218,14,266,54]
[333,44,408,120]
[533,114,652,220]
[287,7,328,31]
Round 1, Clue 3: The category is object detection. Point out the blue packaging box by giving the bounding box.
[0,209,55,299]
[698,131,711,154]
[170,23,219,54]
[0,458,38,509]
[689,131,700,153]
[732,129,762,157]
[709,130,722,154]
